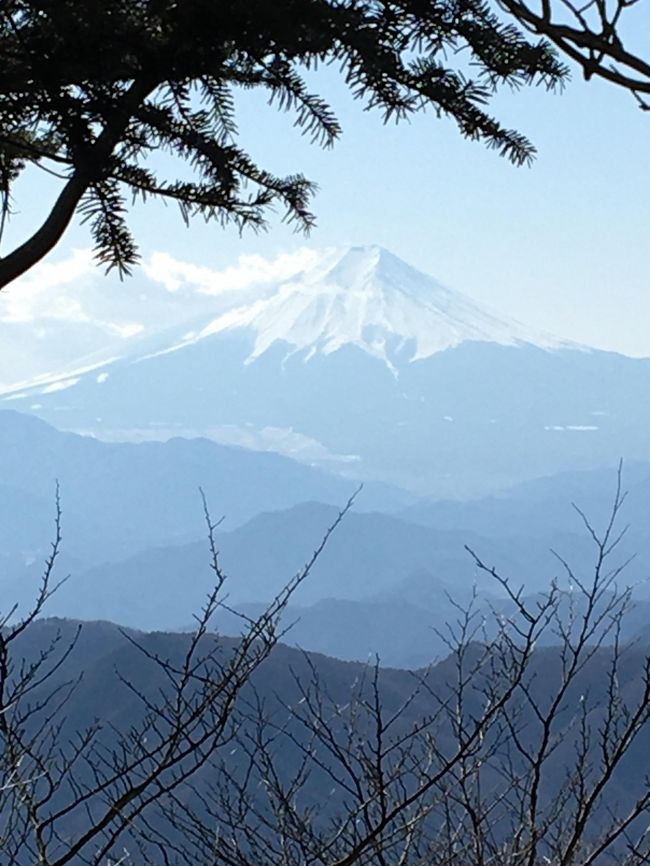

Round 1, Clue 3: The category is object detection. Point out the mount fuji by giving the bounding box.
[4,245,650,496]
[162,245,564,368]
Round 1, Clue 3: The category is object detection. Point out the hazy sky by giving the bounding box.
[5,61,650,357]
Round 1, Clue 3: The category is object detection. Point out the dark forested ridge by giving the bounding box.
[7,616,650,863]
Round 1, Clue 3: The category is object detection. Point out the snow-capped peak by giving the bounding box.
[0,244,568,398]
[193,245,563,366]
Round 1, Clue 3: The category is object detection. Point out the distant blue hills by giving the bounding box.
[2,409,649,667]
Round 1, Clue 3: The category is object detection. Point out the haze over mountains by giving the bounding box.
[5,245,650,496]
[2,409,649,667]
[2,243,650,665]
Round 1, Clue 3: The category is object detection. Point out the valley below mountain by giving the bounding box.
[3,408,650,668]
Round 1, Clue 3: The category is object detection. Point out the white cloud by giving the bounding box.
[0,244,332,392]
[1,248,96,324]
[16,248,95,292]
[143,248,323,296]
[1,246,324,332]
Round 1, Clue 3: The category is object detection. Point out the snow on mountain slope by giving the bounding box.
[1,245,569,398]
[6,246,650,498]
[164,245,566,367]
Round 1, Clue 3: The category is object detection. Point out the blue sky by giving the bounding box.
[5,60,650,356]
